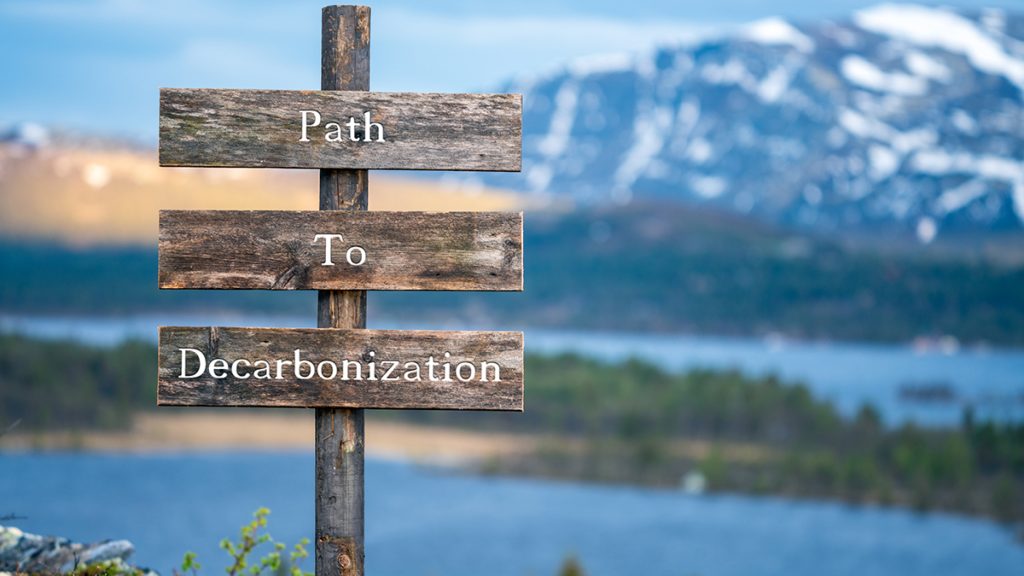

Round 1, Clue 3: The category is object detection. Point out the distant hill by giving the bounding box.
[375,201,1024,345]
[3,4,1023,346]
[469,4,1024,242]
[4,201,1023,346]
[0,139,525,246]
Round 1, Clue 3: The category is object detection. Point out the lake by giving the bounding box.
[1,452,1021,576]
[2,313,1023,426]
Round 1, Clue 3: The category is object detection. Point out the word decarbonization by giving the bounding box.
[177,348,502,384]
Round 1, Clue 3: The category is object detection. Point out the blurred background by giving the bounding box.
[1,1,1023,575]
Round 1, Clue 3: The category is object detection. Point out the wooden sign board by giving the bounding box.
[158,327,524,410]
[159,89,521,171]
[159,210,523,291]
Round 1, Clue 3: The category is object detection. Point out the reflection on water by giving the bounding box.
[526,329,1024,426]
[1,453,1021,576]
[0,313,315,346]
[2,314,1022,426]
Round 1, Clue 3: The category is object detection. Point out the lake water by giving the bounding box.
[2,313,1023,426]
[1,452,1021,576]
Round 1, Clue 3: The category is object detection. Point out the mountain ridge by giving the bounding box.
[4,4,1021,245]
[468,3,1024,242]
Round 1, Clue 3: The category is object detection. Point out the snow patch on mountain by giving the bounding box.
[616,106,672,190]
[840,55,928,95]
[537,82,579,158]
[483,3,1024,238]
[854,4,1024,91]
[742,18,815,53]
[904,51,953,82]
[568,53,634,76]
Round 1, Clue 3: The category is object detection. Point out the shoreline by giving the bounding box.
[0,411,771,465]
[4,412,1022,539]
[0,412,535,465]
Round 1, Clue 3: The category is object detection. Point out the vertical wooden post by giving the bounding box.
[316,6,369,576]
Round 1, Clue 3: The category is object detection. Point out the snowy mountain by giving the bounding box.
[477,4,1024,241]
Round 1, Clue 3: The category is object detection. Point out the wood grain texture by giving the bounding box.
[157,326,524,411]
[158,210,524,291]
[159,88,522,171]
[317,7,370,576]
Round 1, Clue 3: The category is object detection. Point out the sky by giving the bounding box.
[2,0,1021,141]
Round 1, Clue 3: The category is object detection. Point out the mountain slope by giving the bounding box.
[476,4,1024,241]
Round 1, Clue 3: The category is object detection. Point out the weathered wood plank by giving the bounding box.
[157,327,524,411]
[158,210,523,291]
[159,88,522,171]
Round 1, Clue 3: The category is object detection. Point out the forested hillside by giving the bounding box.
[5,202,1022,345]
[2,335,1021,523]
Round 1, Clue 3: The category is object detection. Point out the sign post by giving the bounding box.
[154,6,524,576]
[316,10,371,573]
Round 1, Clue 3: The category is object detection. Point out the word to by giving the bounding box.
[177,348,503,384]
[313,234,366,266]
[299,111,385,143]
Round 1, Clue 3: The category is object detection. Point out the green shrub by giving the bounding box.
[176,508,311,576]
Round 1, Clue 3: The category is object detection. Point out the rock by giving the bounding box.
[0,525,158,575]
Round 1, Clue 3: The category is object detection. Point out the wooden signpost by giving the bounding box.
[155,6,523,576]
[159,210,523,291]
[158,327,524,410]
[160,89,521,171]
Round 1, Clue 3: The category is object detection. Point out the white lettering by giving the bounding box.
[294,349,315,380]
[380,361,400,382]
[363,111,385,142]
[324,122,344,142]
[314,234,366,267]
[300,110,385,143]
[366,350,376,381]
[252,360,271,379]
[426,356,440,381]
[174,348,503,385]
[347,117,359,141]
[455,361,476,382]
[480,361,501,382]
[346,246,367,266]
[208,358,229,379]
[231,359,251,380]
[317,360,338,380]
[341,360,362,381]
[275,359,292,380]
[314,234,345,266]
[299,110,321,142]
[403,361,421,382]
[179,348,207,379]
